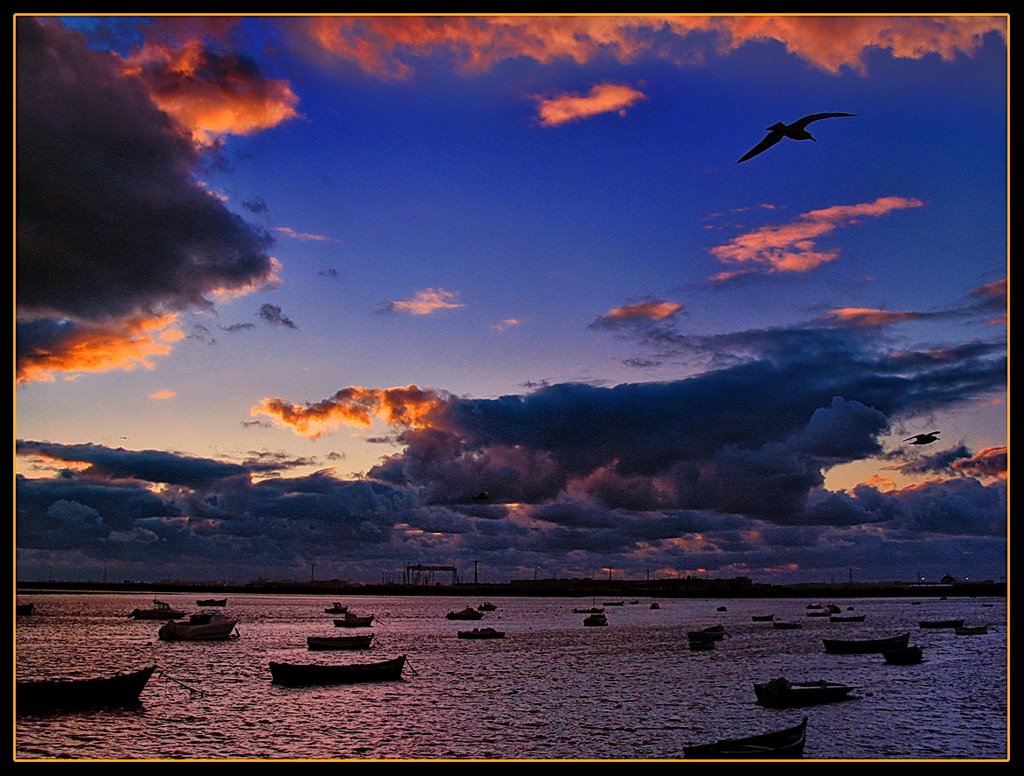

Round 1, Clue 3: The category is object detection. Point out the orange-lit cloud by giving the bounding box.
[535,83,646,126]
[149,389,177,400]
[17,314,183,384]
[297,16,1004,79]
[385,288,465,315]
[252,385,449,439]
[864,473,898,491]
[952,446,1007,480]
[710,196,924,279]
[121,39,300,142]
[274,226,338,242]
[492,318,521,332]
[606,301,683,322]
[826,308,923,326]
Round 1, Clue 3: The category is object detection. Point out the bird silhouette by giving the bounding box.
[903,431,941,445]
[738,113,856,163]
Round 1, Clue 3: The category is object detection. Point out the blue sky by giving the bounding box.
[16,15,1007,584]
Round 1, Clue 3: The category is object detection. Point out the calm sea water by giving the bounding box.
[14,593,1007,760]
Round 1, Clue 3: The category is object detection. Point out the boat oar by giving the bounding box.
[157,670,209,697]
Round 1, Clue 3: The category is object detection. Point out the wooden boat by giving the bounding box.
[196,598,226,607]
[823,633,909,654]
[333,613,374,627]
[17,665,156,714]
[17,603,34,616]
[583,613,607,627]
[158,612,238,641]
[307,634,373,651]
[829,614,866,622]
[716,606,728,612]
[324,602,349,614]
[773,621,802,630]
[752,614,774,622]
[572,607,605,614]
[129,600,185,620]
[919,619,964,629]
[628,600,640,605]
[954,625,989,635]
[477,602,498,611]
[754,678,861,708]
[883,645,924,665]
[457,627,506,639]
[446,607,484,621]
[688,625,727,641]
[269,656,406,687]
[683,717,807,759]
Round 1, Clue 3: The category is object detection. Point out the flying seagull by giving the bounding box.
[738,112,856,163]
[903,431,941,445]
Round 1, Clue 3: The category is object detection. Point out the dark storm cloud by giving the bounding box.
[257,303,298,328]
[16,440,261,488]
[16,18,277,323]
[891,444,973,476]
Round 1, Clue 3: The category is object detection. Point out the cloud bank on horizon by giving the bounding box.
[15,14,1007,584]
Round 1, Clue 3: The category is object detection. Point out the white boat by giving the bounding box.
[158,611,239,641]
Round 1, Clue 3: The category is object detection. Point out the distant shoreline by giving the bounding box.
[14,578,1005,599]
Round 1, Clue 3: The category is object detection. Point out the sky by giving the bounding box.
[15,14,1008,585]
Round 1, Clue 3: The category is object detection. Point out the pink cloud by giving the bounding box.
[535,83,646,126]
[385,288,465,316]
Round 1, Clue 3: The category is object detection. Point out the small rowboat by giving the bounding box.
[269,656,406,686]
[954,625,988,635]
[17,666,156,714]
[307,635,373,651]
[324,603,349,614]
[773,621,802,630]
[754,678,861,708]
[446,607,484,621]
[752,614,774,622]
[583,613,607,627]
[196,598,226,607]
[333,613,374,628]
[829,614,866,622]
[573,607,604,614]
[823,633,909,654]
[919,619,964,629]
[683,717,807,759]
[688,625,727,641]
[883,645,924,665]
[158,612,238,641]
[477,602,498,611]
[457,627,505,639]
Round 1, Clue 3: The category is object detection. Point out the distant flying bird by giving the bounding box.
[738,113,856,163]
[903,431,941,445]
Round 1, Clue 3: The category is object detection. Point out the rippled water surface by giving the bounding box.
[15,593,1007,760]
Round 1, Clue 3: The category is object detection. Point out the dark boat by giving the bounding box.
[823,633,909,654]
[807,603,823,609]
[572,607,605,614]
[457,627,506,639]
[477,602,498,611]
[650,602,661,610]
[129,600,186,620]
[583,613,607,627]
[306,635,373,651]
[446,607,484,621]
[752,614,774,622]
[17,665,156,714]
[919,619,964,629]
[324,602,349,614]
[17,603,34,616]
[754,678,861,708]
[683,717,807,759]
[158,612,238,641]
[269,656,406,686]
[954,625,989,635]
[824,604,842,614]
[604,601,625,607]
[688,634,715,651]
[829,614,866,622]
[773,621,802,630]
[333,613,374,628]
[196,598,226,607]
[716,606,728,612]
[688,625,727,641]
[806,610,830,617]
[883,645,924,665]
[628,600,640,605]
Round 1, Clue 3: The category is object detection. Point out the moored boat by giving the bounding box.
[158,612,238,641]
[196,598,226,607]
[269,656,406,686]
[683,717,807,759]
[333,613,374,627]
[752,614,774,622]
[807,610,830,617]
[583,613,607,627]
[307,634,373,651]
[324,602,349,614]
[446,606,484,621]
[883,645,924,665]
[688,634,715,651]
[754,677,861,708]
[954,625,988,635]
[457,627,506,639]
[650,602,661,610]
[572,607,605,614]
[17,665,156,714]
[823,633,909,654]
[829,614,866,622]
[919,619,965,629]
[773,621,802,630]
[477,602,498,611]
[716,606,728,612]
[604,601,625,607]
[129,600,186,620]
[688,625,727,641]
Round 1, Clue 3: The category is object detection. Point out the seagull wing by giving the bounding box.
[738,131,783,163]
[792,112,856,130]
[902,435,921,443]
